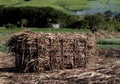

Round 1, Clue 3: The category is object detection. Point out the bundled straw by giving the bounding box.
[7,30,96,72]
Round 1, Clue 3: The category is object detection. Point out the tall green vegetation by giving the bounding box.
[84,14,103,32]
[78,11,120,32]
[0,5,120,32]
[0,6,76,28]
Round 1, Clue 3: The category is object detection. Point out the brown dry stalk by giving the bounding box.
[6,30,96,72]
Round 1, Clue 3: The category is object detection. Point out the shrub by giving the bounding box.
[4,23,17,29]
[84,14,102,32]
[104,10,112,21]
[0,7,75,28]
[69,19,89,29]
[115,24,120,32]
[114,13,120,22]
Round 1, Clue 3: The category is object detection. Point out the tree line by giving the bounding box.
[0,6,120,32]
[0,6,75,28]
[70,11,120,32]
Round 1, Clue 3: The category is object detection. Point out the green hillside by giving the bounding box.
[0,0,90,11]
[1,0,120,11]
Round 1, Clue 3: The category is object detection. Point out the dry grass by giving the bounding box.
[0,30,120,83]
[6,30,96,72]
[0,50,119,84]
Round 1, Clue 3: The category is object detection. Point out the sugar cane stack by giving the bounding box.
[6,30,96,72]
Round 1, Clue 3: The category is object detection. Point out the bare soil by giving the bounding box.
[0,31,120,84]
[0,49,120,84]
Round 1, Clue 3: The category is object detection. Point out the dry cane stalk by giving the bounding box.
[7,31,96,72]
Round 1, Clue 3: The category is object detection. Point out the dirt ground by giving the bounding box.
[0,50,120,84]
[0,31,120,84]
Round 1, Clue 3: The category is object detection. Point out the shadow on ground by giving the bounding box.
[0,67,18,73]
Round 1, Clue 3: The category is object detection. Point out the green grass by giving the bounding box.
[97,39,120,45]
[0,0,120,11]
[0,28,22,33]
[0,44,7,52]
[0,0,120,12]
[0,0,91,11]
[0,27,90,33]
[97,44,120,50]
[113,0,120,4]
[97,38,120,49]
[28,28,90,33]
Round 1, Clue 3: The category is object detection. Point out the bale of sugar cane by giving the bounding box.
[6,30,96,72]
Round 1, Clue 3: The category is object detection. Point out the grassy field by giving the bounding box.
[97,39,120,45]
[0,0,91,11]
[0,0,120,12]
[97,44,120,49]
[97,38,120,49]
[0,27,90,33]
[114,0,120,4]
[0,0,120,13]
[0,0,120,11]
[29,28,90,33]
